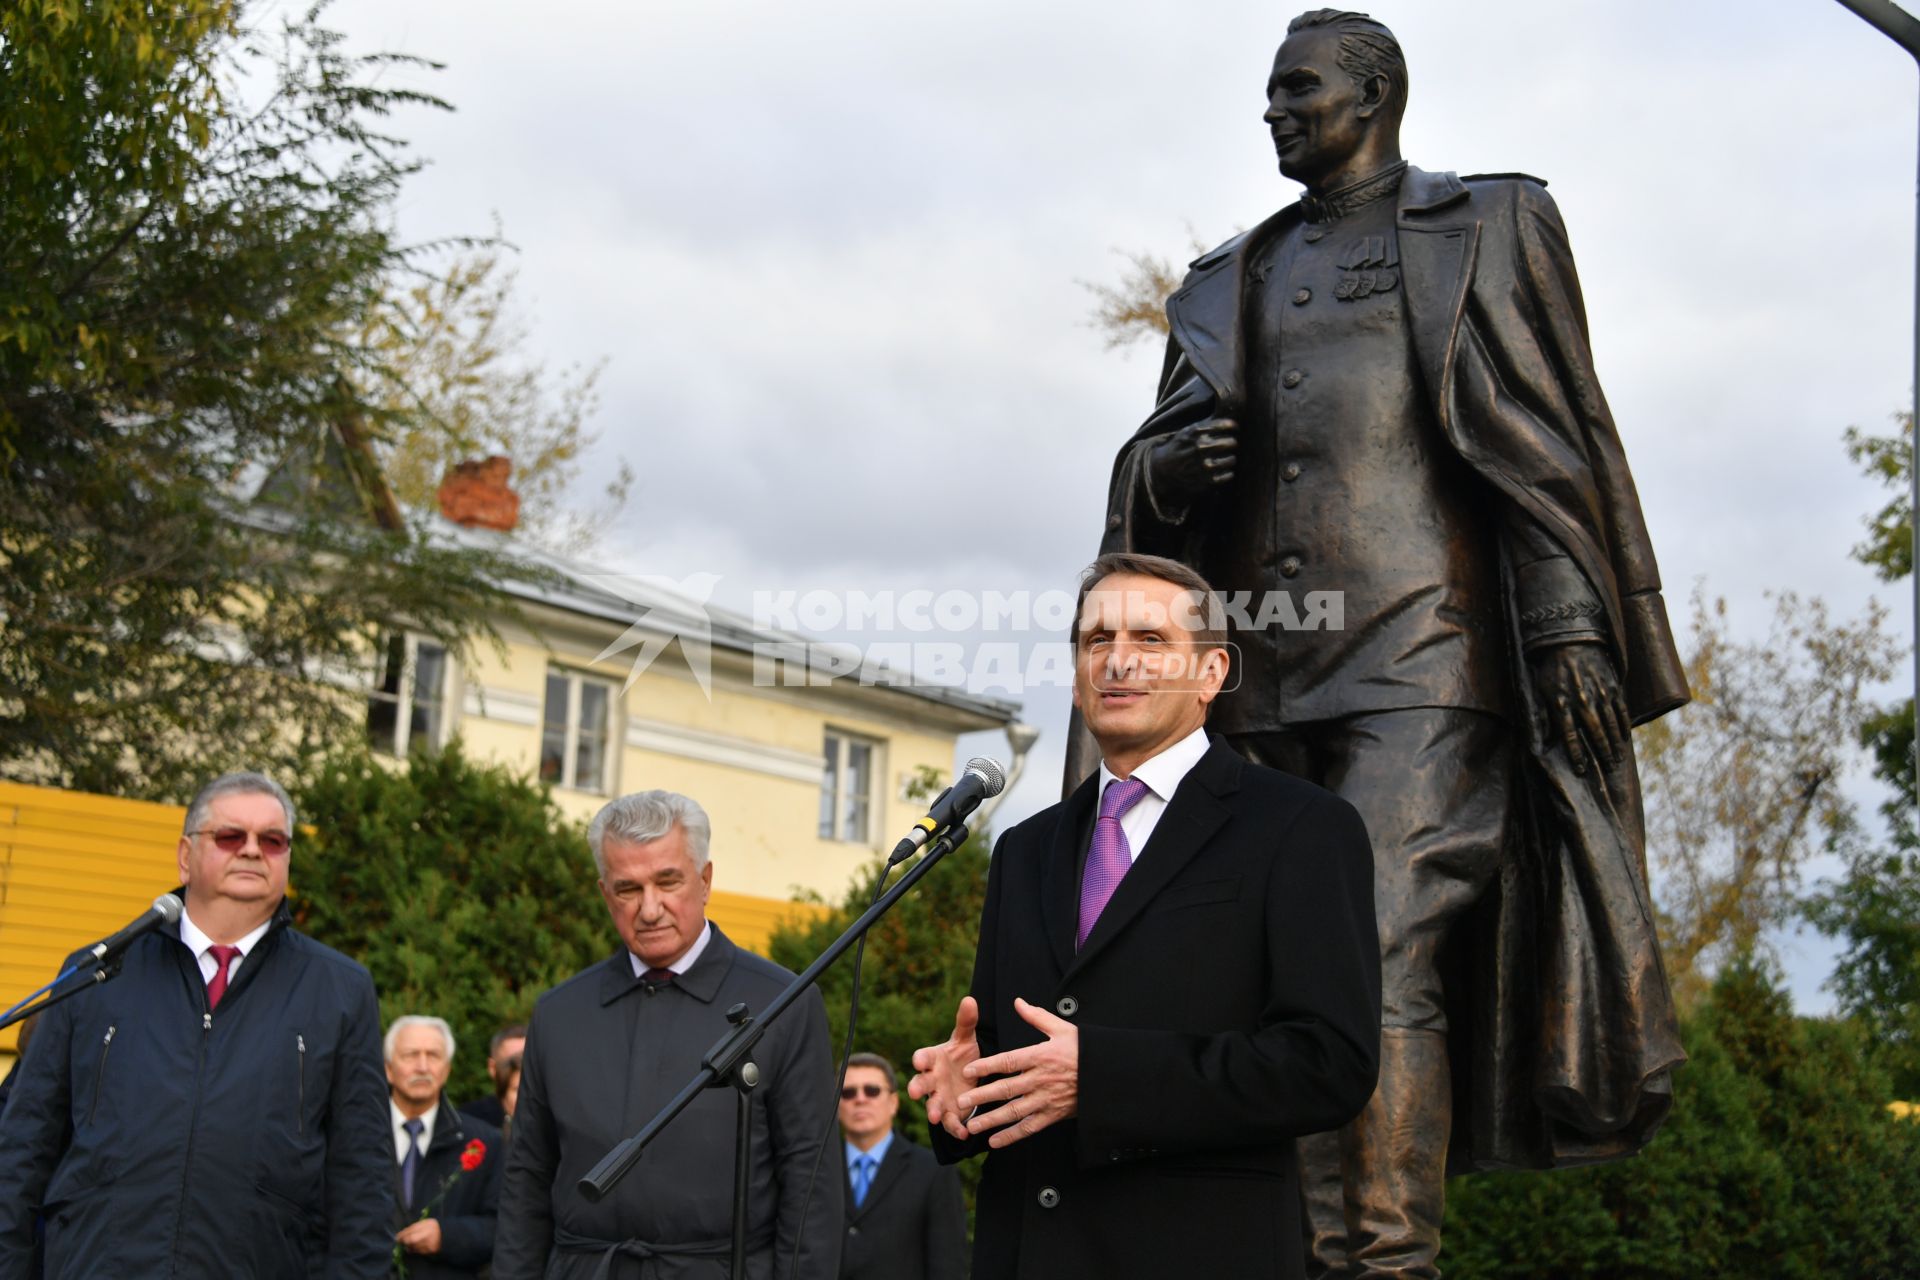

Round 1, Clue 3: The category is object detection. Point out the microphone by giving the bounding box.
[888,757,1006,866]
[88,893,185,965]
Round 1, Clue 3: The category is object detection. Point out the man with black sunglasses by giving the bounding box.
[0,770,393,1279]
[836,1053,964,1280]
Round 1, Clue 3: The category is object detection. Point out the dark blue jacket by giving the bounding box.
[0,897,394,1279]
[389,1103,502,1279]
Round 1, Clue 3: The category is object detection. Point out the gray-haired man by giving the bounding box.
[494,790,842,1280]
[0,770,393,1279]
[385,1015,502,1279]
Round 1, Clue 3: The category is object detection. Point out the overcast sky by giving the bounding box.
[323,0,1917,1010]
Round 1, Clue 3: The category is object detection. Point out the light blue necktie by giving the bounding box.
[851,1153,876,1207]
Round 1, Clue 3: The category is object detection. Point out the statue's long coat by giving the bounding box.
[1081,166,1691,1170]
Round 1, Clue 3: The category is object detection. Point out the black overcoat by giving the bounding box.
[936,739,1380,1280]
[494,926,842,1280]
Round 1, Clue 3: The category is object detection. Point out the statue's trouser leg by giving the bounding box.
[1297,1129,1350,1278]
[1234,710,1512,1280]
[1343,1029,1451,1280]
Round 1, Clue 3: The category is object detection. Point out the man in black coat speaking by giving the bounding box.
[0,770,393,1279]
[910,554,1381,1280]
[494,789,841,1280]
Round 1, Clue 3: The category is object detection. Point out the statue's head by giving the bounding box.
[1267,10,1407,189]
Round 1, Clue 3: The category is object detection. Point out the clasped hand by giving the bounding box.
[908,997,1079,1151]
[1531,640,1628,776]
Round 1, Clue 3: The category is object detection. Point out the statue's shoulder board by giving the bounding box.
[1461,172,1549,188]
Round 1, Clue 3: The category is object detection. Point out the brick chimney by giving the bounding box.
[437,456,521,532]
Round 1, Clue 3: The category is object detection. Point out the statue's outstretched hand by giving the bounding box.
[1530,641,1629,776]
[1147,418,1239,501]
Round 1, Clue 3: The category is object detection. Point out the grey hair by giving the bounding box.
[183,771,296,837]
[384,1014,456,1063]
[587,790,713,876]
[1287,9,1408,114]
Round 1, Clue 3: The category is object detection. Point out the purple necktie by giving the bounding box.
[1078,777,1151,950]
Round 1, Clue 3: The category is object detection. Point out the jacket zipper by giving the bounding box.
[88,1025,116,1123]
[296,1034,307,1136]
[170,972,213,1274]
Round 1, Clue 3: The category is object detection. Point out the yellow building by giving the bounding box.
[379,515,1026,904]
[323,444,1029,905]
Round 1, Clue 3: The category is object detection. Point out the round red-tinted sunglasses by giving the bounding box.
[190,827,292,855]
[840,1083,888,1101]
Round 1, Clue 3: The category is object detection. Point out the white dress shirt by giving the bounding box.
[178,910,273,985]
[392,1098,440,1162]
[627,919,713,979]
[1096,724,1211,863]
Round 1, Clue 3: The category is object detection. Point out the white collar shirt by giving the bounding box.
[392,1098,440,1163]
[178,910,273,986]
[1095,725,1212,863]
[627,919,713,980]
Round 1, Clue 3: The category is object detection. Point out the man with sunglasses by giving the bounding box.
[836,1053,964,1280]
[0,771,393,1279]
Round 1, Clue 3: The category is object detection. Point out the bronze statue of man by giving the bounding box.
[1078,10,1691,1278]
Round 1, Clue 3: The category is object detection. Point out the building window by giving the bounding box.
[819,730,878,843]
[367,634,449,756]
[541,668,614,793]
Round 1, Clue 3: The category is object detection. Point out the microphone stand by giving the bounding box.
[577,820,973,1277]
[1,958,122,1031]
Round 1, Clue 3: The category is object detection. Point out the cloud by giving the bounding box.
[327,0,1915,1011]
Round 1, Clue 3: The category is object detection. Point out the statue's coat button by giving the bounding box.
[1282,462,1302,482]
[1282,369,1304,389]
[1293,288,1312,305]
[1280,556,1302,578]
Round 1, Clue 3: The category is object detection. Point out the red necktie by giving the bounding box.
[206,944,241,1010]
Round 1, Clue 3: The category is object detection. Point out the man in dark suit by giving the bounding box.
[385,1015,502,1278]
[494,790,841,1280]
[836,1053,964,1280]
[910,553,1381,1280]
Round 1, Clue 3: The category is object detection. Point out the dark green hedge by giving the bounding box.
[1443,958,1920,1278]
[290,743,609,1106]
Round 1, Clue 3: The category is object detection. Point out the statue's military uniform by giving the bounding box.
[1087,164,1689,1279]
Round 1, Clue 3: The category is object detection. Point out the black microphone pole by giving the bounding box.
[1,957,123,1031]
[576,819,975,1277]
[1,894,182,1030]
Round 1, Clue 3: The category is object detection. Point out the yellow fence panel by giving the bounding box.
[0,781,183,1052]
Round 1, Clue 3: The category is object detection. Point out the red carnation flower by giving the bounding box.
[460,1139,486,1172]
